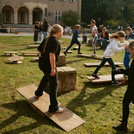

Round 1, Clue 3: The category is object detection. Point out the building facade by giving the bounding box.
[0,0,81,27]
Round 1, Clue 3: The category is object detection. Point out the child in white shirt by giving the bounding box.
[92,31,127,85]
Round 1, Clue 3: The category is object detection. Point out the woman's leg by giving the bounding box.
[76,40,81,53]
[107,58,116,81]
[122,90,132,123]
[48,72,58,112]
[93,58,107,74]
[35,74,48,96]
[65,41,74,52]
[101,39,107,48]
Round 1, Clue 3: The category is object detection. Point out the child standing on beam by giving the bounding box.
[92,31,127,85]
[35,24,64,113]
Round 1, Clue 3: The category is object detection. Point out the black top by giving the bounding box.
[38,36,61,70]
[34,25,39,31]
[72,29,79,41]
[101,31,109,40]
[122,59,134,92]
[43,21,49,32]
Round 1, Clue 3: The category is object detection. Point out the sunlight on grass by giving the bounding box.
[0,36,133,134]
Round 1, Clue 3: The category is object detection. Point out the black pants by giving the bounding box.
[122,90,133,123]
[66,39,81,53]
[35,68,58,112]
[34,31,38,42]
[93,57,116,81]
[112,69,134,123]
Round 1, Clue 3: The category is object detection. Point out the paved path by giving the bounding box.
[0,32,90,41]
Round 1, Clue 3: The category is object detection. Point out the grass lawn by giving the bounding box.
[0,35,134,134]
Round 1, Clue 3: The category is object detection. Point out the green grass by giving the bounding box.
[0,36,134,134]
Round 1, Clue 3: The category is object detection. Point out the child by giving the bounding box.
[38,22,43,43]
[64,24,82,55]
[97,27,109,49]
[35,24,64,113]
[113,41,134,132]
[92,31,126,85]
[124,27,134,68]
[90,19,98,55]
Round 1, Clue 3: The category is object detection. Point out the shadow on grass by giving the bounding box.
[1,100,61,133]
[66,81,122,118]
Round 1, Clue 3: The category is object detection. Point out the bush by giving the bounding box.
[105,19,119,29]
[61,10,79,26]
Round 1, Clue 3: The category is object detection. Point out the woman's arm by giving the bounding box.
[49,53,56,76]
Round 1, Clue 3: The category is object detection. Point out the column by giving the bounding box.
[14,12,18,24]
[29,13,32,24]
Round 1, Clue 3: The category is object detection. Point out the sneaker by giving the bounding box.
[55,107,64,113]
[64,51,67,56]
[112,81,121,85]
[49,107,64,113]
[113,122,128,132]
[92,73,100,78]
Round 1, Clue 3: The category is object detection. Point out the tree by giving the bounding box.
[61,10,79,26]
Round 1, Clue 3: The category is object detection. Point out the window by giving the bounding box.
[59,0,65,2]
[45,8,47,17]
[68,0,75,2]
[5,10,10,23]
[55,10,61,23]
[20,11,25,23]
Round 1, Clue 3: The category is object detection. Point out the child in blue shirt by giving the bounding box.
[64,24,82,55]
[124,27,134,68]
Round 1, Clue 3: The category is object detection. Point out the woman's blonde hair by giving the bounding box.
[109,31,125,39]
[43,24,63,53]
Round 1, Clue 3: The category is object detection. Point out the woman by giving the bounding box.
[35,24,64,113]
[33,21,39,44]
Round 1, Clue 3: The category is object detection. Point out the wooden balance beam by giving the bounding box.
[84,62,123,67]
[8,55,24,64]
[16,84,85,132]
[21,51,39,56]
[77,54,103,60]
[5,51,17,56]
[28,45,39,48]
[73,46,79,50]
[87,74,128,84]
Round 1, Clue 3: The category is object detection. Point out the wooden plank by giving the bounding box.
[21,51,39,56]
[78,54,103,60]
[84,62,123,67]
[28,45,39,48]
[8,55,23,61]
[87,74,128,83]
[5,51,17,56]
[8,55,23,64]
[63,50,73,54]
[16,84,85,132]
[73,46,79,50]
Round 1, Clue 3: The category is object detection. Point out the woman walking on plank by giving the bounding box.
[35,24,64,113]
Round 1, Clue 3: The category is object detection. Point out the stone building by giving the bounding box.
[0,0,81,29]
